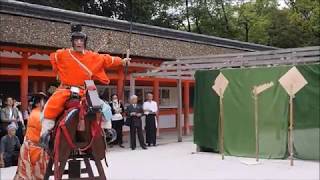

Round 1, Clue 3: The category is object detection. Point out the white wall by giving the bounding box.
[121,113,194,132]
[158,113,194,128]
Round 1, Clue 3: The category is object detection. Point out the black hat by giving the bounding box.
[30,92,47,109]
[71,23,87,41]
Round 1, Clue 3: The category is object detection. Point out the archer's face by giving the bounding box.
[73,38,85,52]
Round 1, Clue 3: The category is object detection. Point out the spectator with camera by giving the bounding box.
[0,97,20,140]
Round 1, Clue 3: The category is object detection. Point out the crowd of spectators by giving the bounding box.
[0,96,28,167]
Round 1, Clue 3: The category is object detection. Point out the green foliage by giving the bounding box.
[18,0,319,48]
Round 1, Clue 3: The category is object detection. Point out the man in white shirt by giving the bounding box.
[109,94,125,148]
[143,92,158,146]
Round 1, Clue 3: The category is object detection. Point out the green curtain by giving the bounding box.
[221,66,290,158]
[294,64,320,160]
[194,70,220,151]
[193,64,319,160]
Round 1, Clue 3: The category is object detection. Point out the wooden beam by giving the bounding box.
[128,62,157,69]
[134,77,187,82]
[133,55,319,78]
[175,46,320,61]
[28,70,56,77]
[133,71,194,77]
[0,45,53,55]
[161,50,320,66]
[0,68,21,76]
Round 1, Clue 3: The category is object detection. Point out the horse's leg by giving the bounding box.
[92,154,106,180]
[83,158,95,178]
[91,135,106,160]
[44,158,53,180]
[91,134,107,179]
[56,113,79,179]
[86,113,107,179]
[96,160,107,180]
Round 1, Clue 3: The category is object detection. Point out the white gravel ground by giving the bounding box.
[0,140,319,180]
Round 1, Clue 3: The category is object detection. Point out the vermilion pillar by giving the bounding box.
[20,53,29,111]
[153,80,160,136]
[33,81,38,93]
[117,69,124,102]
[41,81,47,93]
[183,81,190,135]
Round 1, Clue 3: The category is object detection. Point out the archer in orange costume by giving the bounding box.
[14,92,49,180]
[40,24,130,141]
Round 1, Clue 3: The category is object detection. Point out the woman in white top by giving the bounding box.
[109,94,125,148]
[143,92,158,146]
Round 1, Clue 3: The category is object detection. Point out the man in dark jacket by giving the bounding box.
[126,95,147,150]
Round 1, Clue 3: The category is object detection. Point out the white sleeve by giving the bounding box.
[153,101,158,113]
[143,102,147,111]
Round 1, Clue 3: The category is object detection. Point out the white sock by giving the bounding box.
[101,120,112,129]
[40,119,55,136]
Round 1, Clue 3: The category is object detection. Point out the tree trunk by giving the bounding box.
[195,16,202,34]
[185,0,191,32]
[245,22,249,42]
[219,0,230,33]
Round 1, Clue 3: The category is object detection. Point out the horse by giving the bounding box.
[44,81,108,180]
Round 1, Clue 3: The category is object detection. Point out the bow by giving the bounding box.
[123,0,133,102]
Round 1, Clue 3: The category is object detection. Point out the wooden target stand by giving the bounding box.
[45,150,106,180]
[44,123,108,180]
[212,73,229,160]
[279,66,307,166]
[252,82,274,162]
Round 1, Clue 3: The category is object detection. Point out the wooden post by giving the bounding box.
[20,53,28,111]
[153,80,160,136]
[254,91,259,162]
[177,60,182,142]
[289,94,294,166]
[177,78,183,142]
[183,81,190,135]
[219,88,224,160]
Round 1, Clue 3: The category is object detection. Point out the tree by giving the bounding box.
[16,0,320,48]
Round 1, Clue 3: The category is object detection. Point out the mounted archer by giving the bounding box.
[40,23,130,143]
[37,23,130,179]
